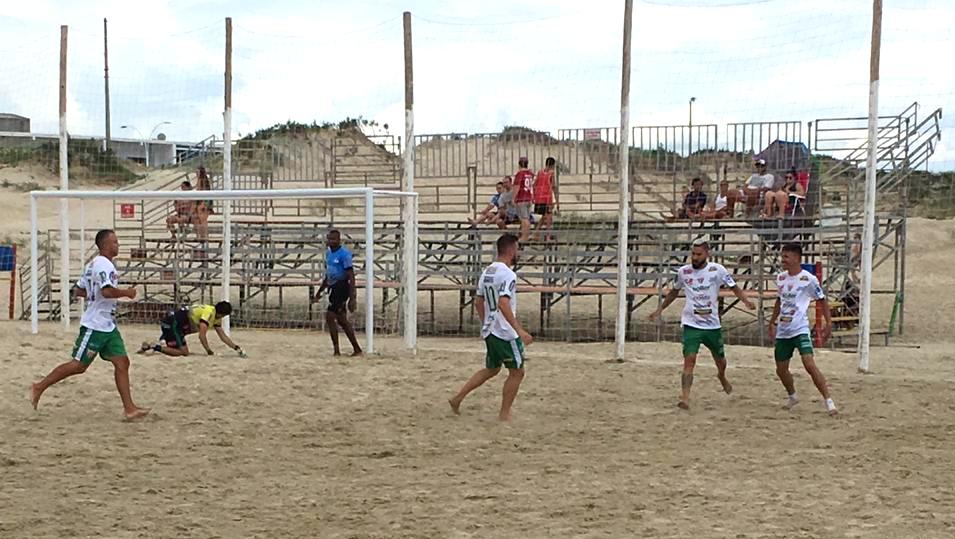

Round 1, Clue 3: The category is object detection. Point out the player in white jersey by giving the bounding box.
[449,234,533,421]
[650,238,755,410]
[769,243,837,415]
[30,230,150,420]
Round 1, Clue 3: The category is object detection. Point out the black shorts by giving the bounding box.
[328,280,351,314]
[534,203,552,215]
[160,308,191,348]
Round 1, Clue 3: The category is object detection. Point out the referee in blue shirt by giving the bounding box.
[312,229,363,356]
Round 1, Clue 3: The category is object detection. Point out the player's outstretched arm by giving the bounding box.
[767,298,781,339]
[817,297,832,340]
[215,326,245,356]
[498,296,532,345]
[198,322,214,355]
[99,286,136,300]
[649,288,681,320]
[730,285,756,310]
[346,268,358,312]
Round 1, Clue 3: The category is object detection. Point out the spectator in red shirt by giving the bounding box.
[532,156,557,241]
[511,156,535,241]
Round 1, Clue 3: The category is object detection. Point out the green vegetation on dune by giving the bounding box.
[0,139,140,184]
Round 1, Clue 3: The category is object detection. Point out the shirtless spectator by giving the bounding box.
[471,180,508,226]
[194,166,214,240]
[166,181,196,238]
[739,158,775,214]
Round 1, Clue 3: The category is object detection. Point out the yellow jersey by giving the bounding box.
[188,304,222,330]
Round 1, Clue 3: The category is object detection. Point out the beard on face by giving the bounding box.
[691,259,707,269]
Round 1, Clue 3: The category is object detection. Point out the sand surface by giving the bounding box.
[2,322,955,538]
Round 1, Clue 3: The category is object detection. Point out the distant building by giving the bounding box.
[0,113,30,133]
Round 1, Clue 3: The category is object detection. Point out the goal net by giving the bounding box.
[27,187,418,354]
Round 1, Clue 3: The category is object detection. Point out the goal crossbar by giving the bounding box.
[29,187,419,355]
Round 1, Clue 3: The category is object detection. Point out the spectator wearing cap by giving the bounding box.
[511,156,535,241]
[739,158,774,214]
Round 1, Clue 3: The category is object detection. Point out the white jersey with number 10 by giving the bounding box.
[75,255,120,332]
[476,261,518,341]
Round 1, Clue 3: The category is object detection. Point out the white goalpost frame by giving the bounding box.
[29,188,419,356]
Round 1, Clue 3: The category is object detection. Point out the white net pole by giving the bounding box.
[402,11,417,353]
[615,0,633,361]
[59,25,70,330]
[859,0,882,373]
[365,190,375,354]
[30,195,38,334]
[78,199,85,316]
[221,17,233,334]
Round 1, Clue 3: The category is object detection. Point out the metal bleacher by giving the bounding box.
[21,105,941,347]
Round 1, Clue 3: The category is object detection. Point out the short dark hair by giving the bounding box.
[215,301,233,316]
[691,177,703,185]
[94,229,114,250]
[327,229,341,237]
[545,156,556,167]
[497,233,519,255]
[181,180,192,189]
[496,181,505,187]
[781,243,803,257]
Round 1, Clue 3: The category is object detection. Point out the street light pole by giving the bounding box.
[120,124,145,166]
[688,97,696,157]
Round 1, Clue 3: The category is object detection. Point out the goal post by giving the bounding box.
[29,187,419,354]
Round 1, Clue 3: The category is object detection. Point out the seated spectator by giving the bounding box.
[497,190,536,229]
[470,180,508,226]
[673,177,707,220]
[702,179,733,220]
[166,181,197,238]
[738,158,774,214]
[761,168,805,219]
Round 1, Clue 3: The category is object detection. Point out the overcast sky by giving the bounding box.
[1,0,953,170]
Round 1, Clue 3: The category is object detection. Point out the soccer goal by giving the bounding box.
[28,187,419,354]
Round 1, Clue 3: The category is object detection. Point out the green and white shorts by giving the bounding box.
[774,334,814,362]
[484,334,526,370]
[72,326,128,365]
[682,326,726,359]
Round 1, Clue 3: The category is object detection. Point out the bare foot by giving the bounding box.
[677,401,690,410]
[785,395,800,409]
[498,412,512,421]
[448,398,461,415]
[351,350,364,357]
[123,408,151,421]
[720,378,733,394]
[333,351,341,357]
[30,383,41,410]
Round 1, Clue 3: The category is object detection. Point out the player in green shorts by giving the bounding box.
[769,243,837,416]
[30,229,150,420]
[449,234,533,421]
[649,238,755,410]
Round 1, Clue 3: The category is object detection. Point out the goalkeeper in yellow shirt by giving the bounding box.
[138,301,246,358]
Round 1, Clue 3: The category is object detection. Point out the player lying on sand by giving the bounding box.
[138,301,246,358]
